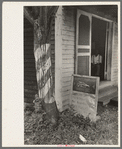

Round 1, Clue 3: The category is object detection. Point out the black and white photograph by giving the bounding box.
[2,2,120,147]
[24,4,119,146]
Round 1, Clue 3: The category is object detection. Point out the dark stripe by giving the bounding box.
[44,84,54,103]
[78,49,89,53]
[38,67,52,90]
[36,47,51,71]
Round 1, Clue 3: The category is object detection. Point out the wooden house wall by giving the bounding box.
[111,23,118,85]
[24,18,38,103]
[59,7,118,111]
[61,7,76,110]
[50,18,55,89]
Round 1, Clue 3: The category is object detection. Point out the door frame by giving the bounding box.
[75,9,113,80]
[75,10,92,76]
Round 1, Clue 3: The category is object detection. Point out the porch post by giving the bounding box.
[55,6,63,111]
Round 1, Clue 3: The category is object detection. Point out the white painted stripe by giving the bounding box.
[36,56,51,82]
[43,57,51,75]
[39,77,51,98]
[34,44,50,62]
[36,67,43,82]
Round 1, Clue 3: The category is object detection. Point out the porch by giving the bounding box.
[98,81,118,105]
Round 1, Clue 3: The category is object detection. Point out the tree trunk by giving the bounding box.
[34,6,59,124]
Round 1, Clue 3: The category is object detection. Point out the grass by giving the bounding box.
[24,101,118,145]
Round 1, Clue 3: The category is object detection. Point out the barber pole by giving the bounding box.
[34,43,54,103]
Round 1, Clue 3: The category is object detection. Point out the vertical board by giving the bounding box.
[61,7,75,111]
[111,22,118,85]
[107,22,113,80]
[71,74,99,122]
[55,6,63,111]
[24,17,38,103]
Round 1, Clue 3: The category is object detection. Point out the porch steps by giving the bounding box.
[98,84,118,105]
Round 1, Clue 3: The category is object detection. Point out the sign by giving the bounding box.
[71,74,99,122]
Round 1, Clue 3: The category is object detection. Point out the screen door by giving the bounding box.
[76,10,92,76]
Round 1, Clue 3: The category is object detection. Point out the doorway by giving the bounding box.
[91,17,107,81]
[76,10,113,81]
[91,17,113,81]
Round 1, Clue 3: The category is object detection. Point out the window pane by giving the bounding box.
[78,15,90,45]
[77,56,89,75]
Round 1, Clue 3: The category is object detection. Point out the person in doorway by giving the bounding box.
[91,49,102,78]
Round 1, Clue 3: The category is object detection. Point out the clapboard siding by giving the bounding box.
[111,23,118,85]
[24,18,38,103]
[61,7,75,110]
[55,7,118,111]
[50,17,55,87]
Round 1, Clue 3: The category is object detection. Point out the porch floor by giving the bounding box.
[98,81,118,105]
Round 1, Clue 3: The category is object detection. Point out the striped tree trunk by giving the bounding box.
[34,7,59,124]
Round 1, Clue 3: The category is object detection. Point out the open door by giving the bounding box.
[104,22,113,80]
[76,10,92,76]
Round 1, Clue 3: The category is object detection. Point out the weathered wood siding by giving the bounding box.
[24,18,38,103]
[55,7,118,111]
[50,18,55,89]
[111,23,118,85]
[61,7,76,110]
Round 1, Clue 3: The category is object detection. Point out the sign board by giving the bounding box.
[70,74,99,122]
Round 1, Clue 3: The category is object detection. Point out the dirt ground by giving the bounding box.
[24,100,118,145]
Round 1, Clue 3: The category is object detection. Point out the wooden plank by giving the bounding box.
[24,46,33,50]
[50,36,55,40]
[62,72,73,78]
[111,22,118,83]
[62,90,70,97]
[62,63,74,68]
[62,8,74,16]
[24,72,36,77]
[24,38,33,42]
[62,81,71,87]
[24,80,37,85]
[62,55,74,59]
[62,98,70,105]
[24,54,35,59]
[62,76,72,82]
[62,44,75,50]
[62,40,75,46]
[107,22,113,80]
[62,49,74,55]
[24,84,37,90]
[63,7,74,14]
[62,25,75,32]
[55,6,63,112]
[62,69,74,74]
[62,87,71,93]
[62,30,75,36]
[62,21,75,28]
[50,40,55,45]
[62,18,75,25]
[62,35,75,41]
[24,76,37,81]
[62,95,70,101]
[24,65,36,69]
[62,59,74,63]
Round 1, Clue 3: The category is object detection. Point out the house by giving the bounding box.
[24,5,118,112]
